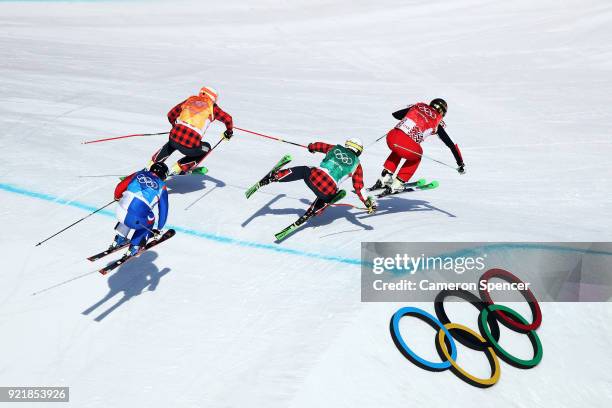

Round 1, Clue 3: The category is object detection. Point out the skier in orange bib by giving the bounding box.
[150,86,233,175]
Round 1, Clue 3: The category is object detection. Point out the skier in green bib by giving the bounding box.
[253,138,377,222]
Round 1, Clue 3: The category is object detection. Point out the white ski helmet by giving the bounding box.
[345,138,364,156]
[199,86,219,103]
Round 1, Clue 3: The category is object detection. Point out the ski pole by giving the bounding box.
[234,127,308,149]
[82,131,169,145]
[392,144,458,171]
[374,133,387,143]
[365,132,388,148]
[195,136,225,164]
[208,137,225,155]
[35,200,116,246]
[330,203,368,211]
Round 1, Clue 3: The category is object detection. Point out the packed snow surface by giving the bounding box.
[1,1,611,407]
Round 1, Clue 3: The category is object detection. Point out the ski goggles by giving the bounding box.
[390,268,543,387]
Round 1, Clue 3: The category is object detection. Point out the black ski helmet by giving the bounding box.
[430,98,448,117]
[150,161,169,181]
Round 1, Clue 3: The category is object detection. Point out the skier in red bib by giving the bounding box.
[369,98,465,193]
[149,86,233,176]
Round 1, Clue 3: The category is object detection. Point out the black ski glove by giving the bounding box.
[457,163,466,175]
[223,129,233,140]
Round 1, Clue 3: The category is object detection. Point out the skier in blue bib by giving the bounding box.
[111,162,170,256]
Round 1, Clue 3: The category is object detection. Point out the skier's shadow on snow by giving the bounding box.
[82,251,171,322]
[358,197,456,219]
[165,174,226,195]
[242,194,373,236]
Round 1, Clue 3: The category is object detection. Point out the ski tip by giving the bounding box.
[331,189,347,203]
[274,233,289,242]
[192,167,208,175]
[245,185,258,199]
[430,180,440,188]
[274,230,290,241]
[416,178,427,187]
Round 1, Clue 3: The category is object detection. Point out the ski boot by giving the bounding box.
[368,170,393,191]
[386,177,406,194]
[125,244,144,257]
[109,234,129,250]
[258,172,279,188]
[168,162,185,176]
[245,155,292,199]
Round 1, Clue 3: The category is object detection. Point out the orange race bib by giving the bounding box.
[177,95,214,132]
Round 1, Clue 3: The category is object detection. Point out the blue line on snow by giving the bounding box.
[0,183,362,265]
[2,183,611,267]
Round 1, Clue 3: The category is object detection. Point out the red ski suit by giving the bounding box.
[384,103,444,182]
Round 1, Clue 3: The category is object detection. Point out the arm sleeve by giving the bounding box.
[213,104,233,130]
[307,142,334,153]
[392,105,414,120]
[352,164,367,204]
[157,187,169,229]
[167,99,186,125]
[437,126,464,165]
[114,173,136,200]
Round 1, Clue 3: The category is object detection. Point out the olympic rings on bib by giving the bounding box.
[334,149,353,165]
[436,323,501,388]
[390,307,457,371]
[479,304,543,369]
[479,268,542,332]
[390,269,543,387]
[434,288,501,350]
[137,174,159,190]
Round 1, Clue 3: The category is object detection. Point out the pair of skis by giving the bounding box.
[367,178,439,198]
[244,155,343,241]
[87,229,176,275]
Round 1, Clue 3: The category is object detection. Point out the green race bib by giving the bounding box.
[320,145,358,182]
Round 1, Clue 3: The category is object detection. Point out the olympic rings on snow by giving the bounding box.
[390,269,543,387]
[479,304,543,369]
[390,307,457,371]
[436,323,501,388]
[434,288,501,350]
[479,268,542,332]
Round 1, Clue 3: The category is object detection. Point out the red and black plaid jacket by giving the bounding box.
[167,99,233,148]
[308,142,366,204]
